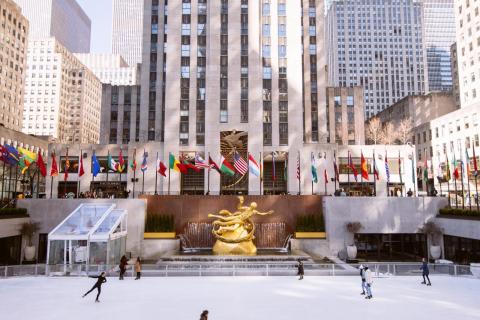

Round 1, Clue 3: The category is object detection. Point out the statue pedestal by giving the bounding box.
[212,240,257,255]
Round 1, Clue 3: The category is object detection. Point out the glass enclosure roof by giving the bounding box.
[93,209,125,236]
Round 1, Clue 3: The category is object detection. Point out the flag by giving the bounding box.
[373,151,379,180]
[141,151,148,172]
[130,151,137,172]
[92,152,101,177]
[360,151,369,180]
[209,156,221,173]
[398,151,403,184]
[233,152,248,176]
[272,152,276,181]
[157,157,167,177]
[37,152,47,177]
[0,145,7,163]
[248,153,260,177]
[4,145,20,165]
[50,152,59,177]
[445,153,451,181]
[465,149,471,178]
[385,152,390,183]
[411,152,415,183]
[324,168,329,184]
[78,153,85,177]
[108,152,118,172]
[296,153,301,180]
[64,150,70,181]
[348,152,358,182]
[118,150,125,173]
[283,156,288,181]
[169,153,183,173]
[452,153,459,180]
[181,157,198,173]
[473,144,478,176]
[311,152,318,183]
[333,151,340,182]
[195,153,210,169]
[18,147,37,174]
[219,155,235,176]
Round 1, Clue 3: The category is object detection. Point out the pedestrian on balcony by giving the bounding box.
[364,266,373,299]
[297,259,304,280]
[134,257,142,280]
[359,265,367,295]
[420,258,432,286]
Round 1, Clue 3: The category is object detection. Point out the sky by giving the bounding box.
[77,0,112,54]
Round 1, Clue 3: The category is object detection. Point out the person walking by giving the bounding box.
[82,272,107,302]
[119,255,128,280]
[420,258,432,286]
[359,265,367,295]
[364,266,373,299]
[200,310,209,320]
[297,259,304,280]
[134,257,142,280]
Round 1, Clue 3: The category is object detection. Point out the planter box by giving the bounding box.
[144,232,176,239]
[295,232,326,239]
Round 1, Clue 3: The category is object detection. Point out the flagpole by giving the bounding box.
[155,152,158,195]
[460,155,465,210]
[466,161,472,211]
[36,163,41,198]
[77,149,82,198]
[360,151,364,197]
[474,144,479,212]
[132,149,136,198]
[7,164,13,201]
[373,150,377,197]
[272,152,275,195]
[447,157,451,207]
[64,147,68,197]
[207,152,211,195]
[347,152,350,196]
[454,153,458,208]
[168,158,171,195]
[399,151,403,197]
[412,151,417,197]
[333,151,337,193]
[259,152,262,195]
[106,150,110,182]
[233,149,237,195]
[1,160,5,200]
[13,163,19,200]
[119,147,122,186]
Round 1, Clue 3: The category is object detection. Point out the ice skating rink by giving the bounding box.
[0,276,479,320]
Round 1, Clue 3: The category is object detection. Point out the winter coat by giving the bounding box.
[119,256,128,270]
[421,262,429,275]
[360,268,366,281]
[135,261,141,272]
[364,269,373,284]
[89,275,107,286]
[297,263,304,275]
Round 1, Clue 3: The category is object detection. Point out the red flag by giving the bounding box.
[360,151,369,180]
[79,154,85,177]
[157,160,167,177]
[50,152,58,177]
[333,152,340,181]
[348,152,358,181]
[37,152,47,177]
[209,156,221,173]
[64,150,70,181]
[324,169,329,184]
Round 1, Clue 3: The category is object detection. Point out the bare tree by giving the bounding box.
[379,121,397,145]
[398,117,413,144]
[366,117,382,145]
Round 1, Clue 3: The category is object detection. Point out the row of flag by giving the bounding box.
[0,144,47,176]
[429,145,479,182]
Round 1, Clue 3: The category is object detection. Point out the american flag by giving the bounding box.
[385,151,390,182]
[296,153,300,180]
[233,152,248,175]
[194,153,210,168]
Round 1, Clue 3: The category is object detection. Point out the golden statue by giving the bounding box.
[208,196,273,255]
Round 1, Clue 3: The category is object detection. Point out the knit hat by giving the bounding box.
[359,265,364,269]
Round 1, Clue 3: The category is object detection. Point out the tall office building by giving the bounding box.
[326,0,428,119]
[454,0,480,109]
[112,0,144,66]
[14,0,91,53]
[0,0,29,131]
[75,53,140,85]
[22,38,102,143]
[420,0,456,92]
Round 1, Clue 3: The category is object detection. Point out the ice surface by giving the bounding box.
[0,276,479,320]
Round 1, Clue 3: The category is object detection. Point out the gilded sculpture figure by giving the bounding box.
[208,196,273,255]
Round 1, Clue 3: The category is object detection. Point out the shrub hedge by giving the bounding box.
[0,208,28,219]
[438,207,480,218]
[296,214,325,232]
[145,213,175,232]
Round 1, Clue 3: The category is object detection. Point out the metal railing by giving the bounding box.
[0,262,476,278]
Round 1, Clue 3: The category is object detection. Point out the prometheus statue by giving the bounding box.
[208,196,273,255]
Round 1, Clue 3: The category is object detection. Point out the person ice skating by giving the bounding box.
[134,257,142,280]
[200,310,209,320]
[119,255,128,280]
[359,265,367,295]
[297,259,304,280]
[82,272,107,302]
[420,258,432,286]
[364,266,373,299]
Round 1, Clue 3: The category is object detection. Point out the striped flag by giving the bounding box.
[233,152,248,175]
[141,150,148,172]
[248,153,260,177]
[195,153,210,169]
[296,153,300,180]
[333,151,339,181]
[385,151,390,183]
[348,151,358,182]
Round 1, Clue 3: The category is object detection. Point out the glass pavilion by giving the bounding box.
[47,204,128,272]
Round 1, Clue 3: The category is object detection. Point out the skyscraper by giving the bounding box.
[14,0,91,53]
[326,0,428,119]
[112,0,144,66]
[0,0,29,131]
[420,0,456,92]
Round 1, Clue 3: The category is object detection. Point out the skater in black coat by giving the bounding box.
[420,258,431,286]
[297,259,304,280]
[82,272,107,302]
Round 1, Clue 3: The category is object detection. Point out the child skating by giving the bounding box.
[82,272,107,302]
